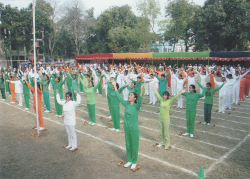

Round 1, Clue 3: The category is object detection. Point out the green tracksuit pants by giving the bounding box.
[87,104,96,123]
[80,83,83,92]
[125,129,139,164]
[159,117,170,147]
[107,97,112,117]
[43,92,50,111]
[24,94,30,109]
[1,88,6,99]
[204,104,212,123]
[110,107,120,129]
[186,110,196,134]
[54,93,62,115]
[98,84,102,95]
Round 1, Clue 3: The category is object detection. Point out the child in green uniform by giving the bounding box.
[68,71,79,101]
[38,73,51,112]
[80,77,101,125]
[65,73,73,94]
[22,76,30,110]
[4,69,10,94]
[0,73,6,100]
[197,81,224,125]
[124,80,136,94]
[50,76,66,117]
[130,76,145,96]
[113,81,145,170]
[182,85,204,138]
[95,70,104,95]
[151,84,186,149]
[109,82,128,131]
[154,72,169,97]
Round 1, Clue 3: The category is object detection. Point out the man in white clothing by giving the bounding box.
[9,77,23,106]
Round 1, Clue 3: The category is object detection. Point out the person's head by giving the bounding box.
[72,74,76,79]
[206,82,211,90]
[190,73,194,77]
[88,80,94,87]
[203,71,206,75]
[110,77,114,82]
[189,84,196,93]
[227,74,232,79]
[9,76,12,80]
[137,76,141,82]
[162,91,169,100]
[55,77,60,83]
[221,77,226,82]
[65,92,73,102]
[128,92,137,103]
[131,81,136,88]
[161,74,165,81]
[178,74,182,79]
[44,75,48,80]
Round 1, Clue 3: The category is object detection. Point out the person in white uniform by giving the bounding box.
[198,70,210,99]
[56,90,81,152]
[8,77,23,106]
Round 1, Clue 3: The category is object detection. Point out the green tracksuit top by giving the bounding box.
[0,78,5,88]
[130,79,144,95]
[155,74,169,94]
[68,72,78,91]
[197,81,224,104]
[182,92,204,111]
[110,86,126,107]
[153,88,180,119]
[50,78,65,95]
[66,76,72,88]
[80,78,100,104]
[115,91,142,130]
[38,75,50,93]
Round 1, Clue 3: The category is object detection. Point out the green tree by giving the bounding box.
[137,0,161,52]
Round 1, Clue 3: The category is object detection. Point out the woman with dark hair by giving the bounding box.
[113,81,145,170]
[25,80,44,130]
[182,85,204,138]
[79,77,101,125]
[56,90,81,151]
[151,84,186,149]
[50,75,66,117]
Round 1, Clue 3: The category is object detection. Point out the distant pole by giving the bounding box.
[33,0,40,136]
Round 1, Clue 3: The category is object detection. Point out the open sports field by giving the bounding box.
[1,77,250,179]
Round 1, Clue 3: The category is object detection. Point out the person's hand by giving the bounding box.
[56,89,58,93]
[74,91,77,94]
[181,88,187,94]
[111,80,116,86]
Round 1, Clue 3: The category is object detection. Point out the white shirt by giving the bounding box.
[56,93,81,125]
[11,80,23,93]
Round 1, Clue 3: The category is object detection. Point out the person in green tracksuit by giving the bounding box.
[4,69,10,94]
[80,77,101,125]
[109,82,128,131]
[113,81,145,170]
[154,72,169,98]
[38,73,51,112]
[68,71,79,101]
[79,72,84,93]
[65,73,73,94]
[130,76,145,96]
[124,80,136,94]
[50,75,66,117]
[105,75,118,119]
[151,84,186,150]
[182,85,204,138]
[197,81,224,125]
[22,76,30,110]
[95,70,104,95]
[0,73,6,100]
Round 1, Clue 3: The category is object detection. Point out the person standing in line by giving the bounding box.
[153,70,169,98]
[151,83,186,150]
[244,72,250,97]
[38,73,51,112]
[68,71,79,101]
[79,77,101,125]
[22,76,30,110]
[198,69,210,100]
[8,75,16,103]
[56,90,81,152]
[113,81,145,170]
[182,85,204,138]
[0,73,6,100]
[197,81,224,125]
[25,80,44,130]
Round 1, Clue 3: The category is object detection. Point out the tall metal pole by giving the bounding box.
[33,0,40,136]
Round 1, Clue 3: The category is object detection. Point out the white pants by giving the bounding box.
[171,81,176,96]
[232,86,240,104]
[17,93,23,106]
[177,89,183,108]
[226,89,233,108]
[219,95,227,113]
[149,87,157,104]
[104,83,108,97]
[144,83,149,95]
[123,88,129,100]
[65,125,77,148]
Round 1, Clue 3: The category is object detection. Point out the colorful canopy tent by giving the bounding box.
[75,52,250,67]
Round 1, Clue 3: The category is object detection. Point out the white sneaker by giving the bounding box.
[203,122,207,125]
[108,116,112,119]
[190,134,194,138]
[229,107,231,110]
[44,110,50,113]
[222,112,225,114]
[110,128,115,131]
[24,108,29,110]
[55,115,59,117]
[207,123,210,126]
[183,133,190,136]
[39,127,44,131]
[58,115,62,118]
[157,143,162,148]
[124,162,132,168]
[131,164,137,170]
[70,148,76,151]
[91,123,95,126]
[65,145,72,149]
[116,129,120,132]
[218,111,222,113]
[88,122,92,125]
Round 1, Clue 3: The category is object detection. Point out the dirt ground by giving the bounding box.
[1,78,250,179]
